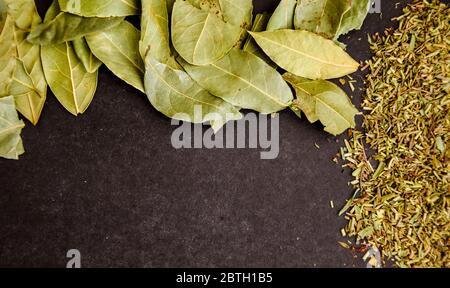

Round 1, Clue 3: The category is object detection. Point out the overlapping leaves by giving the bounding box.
[0,0,371,160]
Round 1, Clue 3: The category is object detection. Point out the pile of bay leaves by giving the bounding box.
[0,0,371,160]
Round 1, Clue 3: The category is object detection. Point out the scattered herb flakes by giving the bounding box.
[340,0,450,268]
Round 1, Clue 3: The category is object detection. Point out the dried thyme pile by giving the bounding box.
[339,0,450,268]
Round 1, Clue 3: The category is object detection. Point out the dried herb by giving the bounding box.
[340,0,450,268]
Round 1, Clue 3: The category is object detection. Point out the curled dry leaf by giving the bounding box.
[73,37,103,73]
[180,49,293,114]
[284,73,358,136]
[171,0,241,65]
[249,29,359,79]
[267,0,296,31]
[58,0,140,17]
[86,21,145,92]
[0,96,25,160]
[145,56,242,132]
[41,42,98,116]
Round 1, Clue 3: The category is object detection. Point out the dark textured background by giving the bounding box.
[0,0,414,268]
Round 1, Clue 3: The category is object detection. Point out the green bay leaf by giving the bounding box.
[180,49,293,114]
[86,21,145,92]
[249,29,359,79]
[284,73,358,136]
[267,0,297,31]
[73,37,103,73]
[41,42,98,116]
[144,56,242,132]
[172,0,241,65]
[58,0,139,17]
[0,96,25,160]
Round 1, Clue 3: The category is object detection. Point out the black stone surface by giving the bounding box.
[0,0,415,268]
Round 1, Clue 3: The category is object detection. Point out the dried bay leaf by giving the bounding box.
[0,16,15,96]
[0,96,25,160]
[267,0,297,31]
[145,56,242,132]
[73,37,102,73]
[1,0,47,125]
[140,0,171,63]
[294,0,351,39]
[242,13,276,68]
[172,0,241,66]
[284,73,358,135]
[336,0,371,38]
[4,0,41,30]
[86,21,145,92]
[27,12,124,45]
[249,30,359,79]
[186,0,252,29]
[58,0,140,17]
[41,42,98,116]
[183,0,252,48]
[180,49,293,114]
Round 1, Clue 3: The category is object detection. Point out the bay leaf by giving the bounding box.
[242,12,275,68]
[27,12,124,45]
[186,0,252,28]
[73,37,103,73]
[336,0,371,38]
[58,0,139,17]
[267,0,297,31]
[180,49,293,114]
[86,21,145,92]
[0,96,25,160]
[41,42,98,116]
[140,0,171,63]
[4,0,41,30]
[249,30,359,79]
[1,1,47,125]
[294,0,351,39]
[0,15,15,96]
[144,55,242,132]
[171,0,241,66]
[9,58,46,125]
[283,73,358,135]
